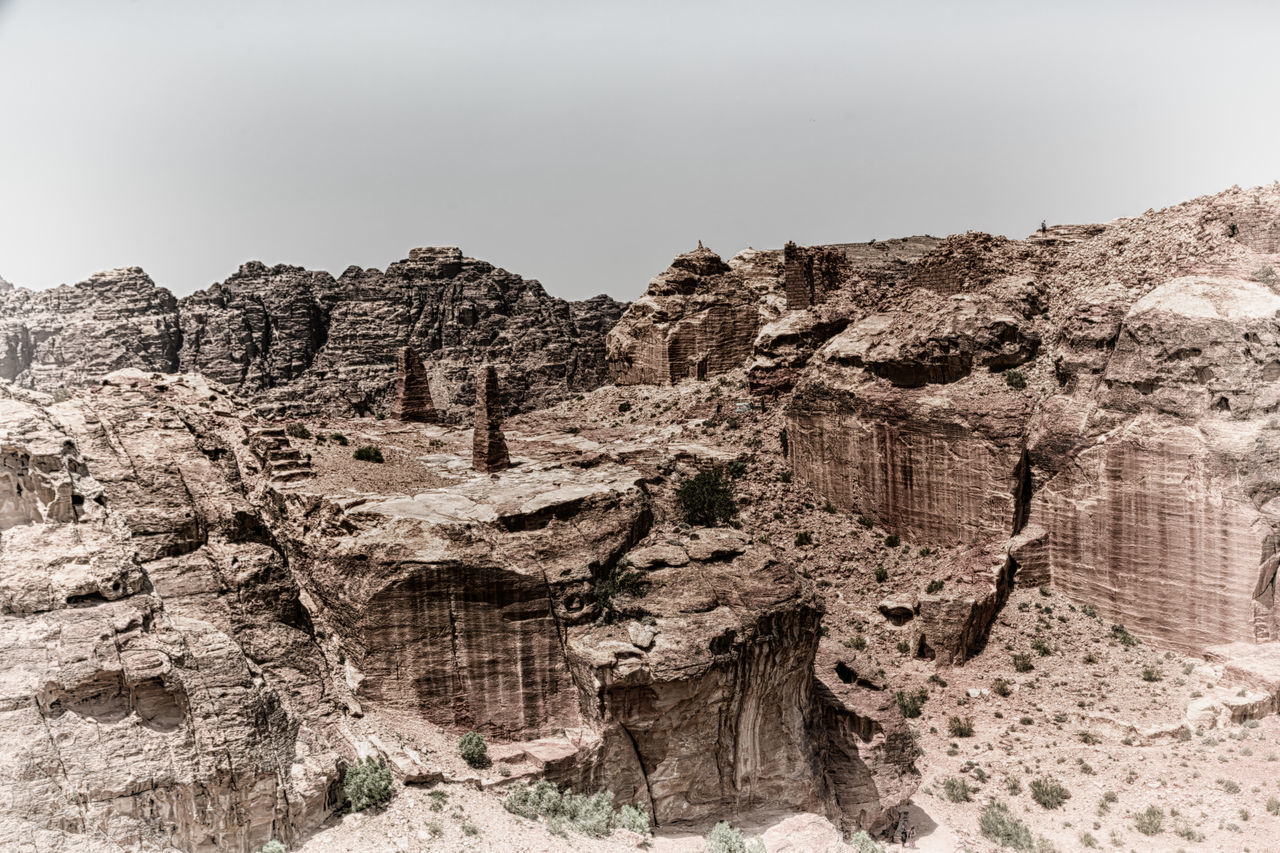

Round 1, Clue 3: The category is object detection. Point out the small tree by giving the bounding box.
[285,422,312,439]
[676,467,736,526]
[343,756,392,812]
[459,731,489,768]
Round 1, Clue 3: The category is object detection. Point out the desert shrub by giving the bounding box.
[943,776,972,802]
[677,467,736,526]
[286,422,311,439]
[727,460,748,478]
[795,531,813,546]
[617,401,631,412]
[343,756,392,812]
[459,731,489,768]
[1256,264,1278,284]
[993,678,1012,697]
[848,830,885,853]
[896,687,928,718]
[428,789,448,811]
[1013,654,1034,672]
[1030,637,1053,656]
[593,562,648,623]
[856,514,873,528]
[777,470,793,483]
[948,716,975,738]
[616,803,651,835]
[1077,730,1101,745]
[1004,369,1027,390]
[704,821,766,853]
[1083,652,1098,664]
[926,579,944,594]
[883,534,900,548]
[1218,778,1241,794]
[851,635,868,651]
[1079,831,1098,848]
[1134,805,1164,835]
[330,432,349,446]
[1267,795,1280,816]
[980,800,1033,849]
[875,566,888,582]
[1141,666,1163,682]
[1111,624,1139,647]
[928,673,948,687]
[353,444,384,463]
[896,640,911,654]
[504,781,650,838]
[1030,777,1071,809]
[461,822,480,836]
[258,842,286,853]
[778,427,788,455]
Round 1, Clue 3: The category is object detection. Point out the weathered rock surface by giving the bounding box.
[786,184,1280,657]
[1,248,626,421]
[0,374,340,852]
[472,365,510,473]
[391,346,438,423]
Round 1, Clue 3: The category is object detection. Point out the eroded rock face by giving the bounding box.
[1,249,626,421]
[472,365,510,473]
[607,246,785,385]
[786,184,1280,656]
[0,268,181,389]
[0,375,340,852]
[392,346,438,423]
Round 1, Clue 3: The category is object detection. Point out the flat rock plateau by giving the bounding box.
[3,184,1280,853]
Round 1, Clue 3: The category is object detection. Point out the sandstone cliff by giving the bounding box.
[0,248,626,420]
[784,184,1280,658]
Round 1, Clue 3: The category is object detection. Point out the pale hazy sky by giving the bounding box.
[2,1,1278,300]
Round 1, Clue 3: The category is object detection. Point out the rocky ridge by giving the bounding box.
[0,248,627,421]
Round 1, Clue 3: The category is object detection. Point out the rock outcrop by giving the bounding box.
[391,346,438,423]
[786,184,1280,657]
[0,374,340,852]
[1,249,626,421]
[472,365,510,473]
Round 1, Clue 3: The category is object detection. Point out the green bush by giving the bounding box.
[330,432,349,446]
[676,467,737,526]
[1077,730,1101,745]
[593,562,648,623]
[1030,637,1053,656]
[286,422,311,439]
[795,531,813,546]
[896,687,928,718]
[1004,369,1027,390]
[353,444,384,463]
[343,756,392,812]
[459,731,489,768]
[1013,653,1034,672]
[943,776,972,802]
[948,716,975,738]
[848,830,885,853]
[1141,666,1163,682]
[704,821,765,853]
[258,842,286,853]
[993,678,1012,697]
[980,800,1033,849]
[1111,624,1139,647]
[883,534,900,548]
[1256,264,1278,284]
[926,579,944,594]
[1134,805,1164,836]
[875,566,888,583]
[1030,777,1071,809]
[503,781,651,838]
[617,401,631,412]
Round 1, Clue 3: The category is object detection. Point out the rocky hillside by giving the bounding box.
[0,248,626,420]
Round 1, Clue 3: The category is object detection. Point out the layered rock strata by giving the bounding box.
[785,185,1280,656]
[0,249,626,421]
[0,374,340,852]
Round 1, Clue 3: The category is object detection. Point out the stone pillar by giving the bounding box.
[472,365,510,473]
[392,346,438,423]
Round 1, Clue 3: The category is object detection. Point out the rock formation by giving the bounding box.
[472,365,510,473]
[0,248,626,420]
[391,346,438,423]
[782,184,1280,657]
[0,373,339,852]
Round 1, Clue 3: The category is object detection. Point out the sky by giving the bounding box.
[1,1,1278,301]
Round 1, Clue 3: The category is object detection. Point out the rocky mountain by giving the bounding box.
[0,248,626,420]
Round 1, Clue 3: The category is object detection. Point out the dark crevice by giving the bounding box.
[1012,448,1033,536]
